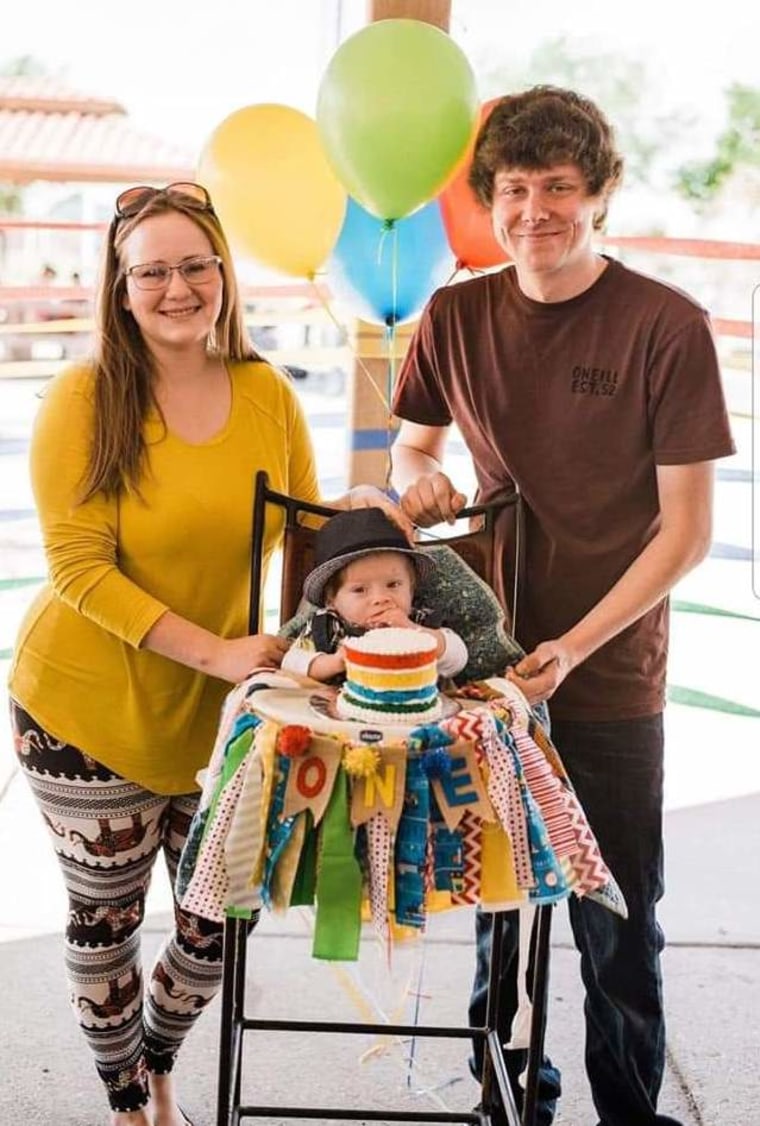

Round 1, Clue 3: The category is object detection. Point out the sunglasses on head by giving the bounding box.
[114,182,214,219]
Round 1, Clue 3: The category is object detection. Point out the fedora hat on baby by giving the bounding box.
[303,508,434,607]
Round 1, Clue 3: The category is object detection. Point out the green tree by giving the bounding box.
[674,84,760,205]
[477,35,691,186]
[0,55,47,77]
[0,55,51,214]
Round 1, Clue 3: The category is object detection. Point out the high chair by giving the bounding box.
[215,469,554,1126]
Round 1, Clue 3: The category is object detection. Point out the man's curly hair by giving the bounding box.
[469,86,624,231]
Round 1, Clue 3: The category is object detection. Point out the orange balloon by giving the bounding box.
[438,98,509,270]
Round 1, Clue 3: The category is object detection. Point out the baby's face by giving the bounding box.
[328,552,415,627]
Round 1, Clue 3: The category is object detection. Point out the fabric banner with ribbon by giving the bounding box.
[178,673,627,960]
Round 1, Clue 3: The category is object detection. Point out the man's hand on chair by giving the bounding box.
[342,484,416,541]
[506,639,575,704]
[398,471,467,528]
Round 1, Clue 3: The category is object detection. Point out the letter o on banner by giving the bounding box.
[297,756,328,800]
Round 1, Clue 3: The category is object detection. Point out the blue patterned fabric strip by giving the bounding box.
[261,755,298,909]
[394,755,431,928]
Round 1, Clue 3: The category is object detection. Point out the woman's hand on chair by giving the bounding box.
[398,471,467,527]
[214,634,290,683]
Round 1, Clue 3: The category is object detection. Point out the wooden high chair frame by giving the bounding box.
[215,469,554,1126]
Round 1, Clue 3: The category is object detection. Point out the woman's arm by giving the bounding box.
[141,612,289,682]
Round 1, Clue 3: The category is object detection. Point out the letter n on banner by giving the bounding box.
[351,746,407,831]
[431,740,494,830]
[282,736,342,825]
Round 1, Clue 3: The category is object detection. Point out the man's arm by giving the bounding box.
[391,420,468,525]
[510,461,715,704]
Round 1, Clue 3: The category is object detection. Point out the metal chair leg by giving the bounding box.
[216,916,246,1126]
[521,905,554,1126]
[481,912,522,1126]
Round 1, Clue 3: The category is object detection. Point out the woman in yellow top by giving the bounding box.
[8,183,401,1126]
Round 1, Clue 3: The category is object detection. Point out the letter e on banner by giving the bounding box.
[431,740,494,830]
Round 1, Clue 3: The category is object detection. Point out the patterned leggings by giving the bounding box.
[10,701,226,1112]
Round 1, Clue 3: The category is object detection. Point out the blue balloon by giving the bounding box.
[327,196,454,326]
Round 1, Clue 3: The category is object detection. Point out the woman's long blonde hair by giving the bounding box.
[80,190,263,501]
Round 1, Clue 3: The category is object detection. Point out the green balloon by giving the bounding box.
[317,19,479,221]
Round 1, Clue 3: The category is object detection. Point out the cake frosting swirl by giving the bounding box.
[336,627,442,725]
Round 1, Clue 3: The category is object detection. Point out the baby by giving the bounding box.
[281,507,468,682]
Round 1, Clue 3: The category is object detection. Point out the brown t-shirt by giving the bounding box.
[392,259,736,721]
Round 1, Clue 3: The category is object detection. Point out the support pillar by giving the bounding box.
[348,320,415,488]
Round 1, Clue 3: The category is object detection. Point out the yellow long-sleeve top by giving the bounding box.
[9,360,320,794]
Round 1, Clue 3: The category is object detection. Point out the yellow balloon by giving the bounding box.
[198,103,347,278]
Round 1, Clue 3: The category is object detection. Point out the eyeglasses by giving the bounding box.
[115,182,213,219]
[124,255,222,290]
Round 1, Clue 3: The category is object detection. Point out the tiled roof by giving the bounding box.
[0,75,195,184]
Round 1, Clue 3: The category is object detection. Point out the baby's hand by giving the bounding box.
[366,608,415,630]
[308,650,346,681]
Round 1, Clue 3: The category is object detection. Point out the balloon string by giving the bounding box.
[377,217,395,267]
[390,222,399,338]
[383,326,397,496]
[385,322,396,417]
[306,276,391,414]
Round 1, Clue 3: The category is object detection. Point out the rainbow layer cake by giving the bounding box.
[336,627,441,725]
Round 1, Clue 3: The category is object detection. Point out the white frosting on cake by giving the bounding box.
[336,627,442,725]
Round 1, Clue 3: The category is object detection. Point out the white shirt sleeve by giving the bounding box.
[436,628,468,677]
[281,645,317,677]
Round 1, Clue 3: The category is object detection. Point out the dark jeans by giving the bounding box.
[470,714,683,1126]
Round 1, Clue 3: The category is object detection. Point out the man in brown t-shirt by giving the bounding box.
[391,86,735,1126]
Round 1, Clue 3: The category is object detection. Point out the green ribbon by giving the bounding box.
[312,767,363,961]
[290,810,317,906]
